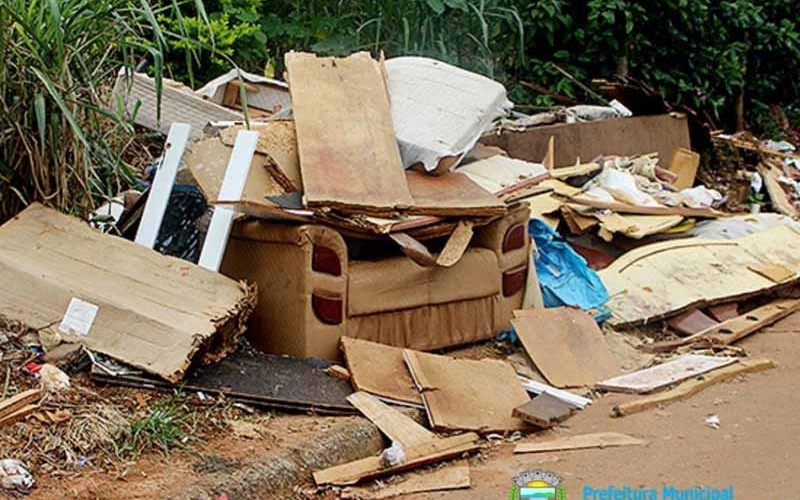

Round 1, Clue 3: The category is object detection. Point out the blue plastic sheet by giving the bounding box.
[529,219,610,321]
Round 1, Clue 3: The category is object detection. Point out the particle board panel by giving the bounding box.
[340,337,423,406]
[285,52,413,215]
[597,354,737,394]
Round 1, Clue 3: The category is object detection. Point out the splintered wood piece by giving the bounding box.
[285,51,413,215]
[341,460,471,499]
[685,299,800,346]
[313,432,479,486]
[611,358,776,417]
[514,432,645,454]
[667,309,719,336]
[340,337,423,406]
[512,307,620,388]
[668,147,700,190]
[597,355,737,394]
[0,404,39,427]
[346,392,435,448]
[389,233,436,267]
[0,389,41,420]
[403,350,529,432]
[512,392,575,428]
[436,221,474,267]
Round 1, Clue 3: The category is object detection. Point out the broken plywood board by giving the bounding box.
[387,57,511,173]
[512,392,575,428]
[667,309,719,336]
[518,377,593,409]
[219,120,301,192]
[514,432,646,454]
[594,212,684,240]
[0,390,41,421]
[341,460,470,499]
[611,358,776,417]
[436,221,474,267]
[341,337,423,406]
[405,171,506,217]
[757,163,797,217]
[597,355,737,394]
[668,147,700,190]
[314,432,479,486]
[347,392,435,448]
[681,298,800,347]
[389,232,436,267]
[286,52,413,215]
[569,195,723,218]
[0,204,254,382]
[403,350,529,432]
[599,226,800,327]
[456,156,549,196]
[512,308,620,388]
[195,69,291,116]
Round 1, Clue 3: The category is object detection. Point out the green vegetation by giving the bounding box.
[116,397,197,458]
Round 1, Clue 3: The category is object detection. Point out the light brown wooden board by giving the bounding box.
[340,337,423,406]
[403,350,530,432]
[436,221,474,267]
[0,204,253,382]
[599,227,800,327]
[512,307,620,388]
[341,460,470,499]
[405,171,506,217]
[313,432,479,486]
[597,355,737,394]
[389,232,436,267]
[684,298,800,346]
[514,431,646,454]
[0,389,40,420]
[611,358,776,417]
[757,163,797,216]
[568,195,723,218]
[668,147,700,190]
[0,404,39,427]
[285,52,413,215]
[347,392,435,448]
[512,392,574,428]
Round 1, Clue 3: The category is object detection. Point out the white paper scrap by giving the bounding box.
[58,298,99,337]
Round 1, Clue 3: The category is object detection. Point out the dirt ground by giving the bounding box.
[410,312,800,499]
[16,313,800,499]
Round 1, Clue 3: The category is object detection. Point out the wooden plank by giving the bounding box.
[313,432,479,486]
[684,298,800,346]
[668,147,700,190]
[514,432,646,454]
[198,130,258,271]
[0,390,41,420]
[341,460,470,499]
[0,404,39,427]
[512,307,620,388]
[611,358,776,417]
[436,221,474,267]
[403,350,529,432]
[405,171,506,217]
[389,233,436,267]
[512,392,575,428]
[346,392,435,448]
[135,123,191,248]
[285,52,413,215]
[456,156,549,195]
[550,162,601,179]
[757,163,798,216]
[341,337,423,406]
[597,355,737,394]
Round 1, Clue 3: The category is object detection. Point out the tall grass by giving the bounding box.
[0,0,203,222]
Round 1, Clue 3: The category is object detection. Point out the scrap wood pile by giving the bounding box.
[1,47,800,499]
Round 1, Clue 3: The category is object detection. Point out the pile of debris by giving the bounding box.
[2,49,800,498]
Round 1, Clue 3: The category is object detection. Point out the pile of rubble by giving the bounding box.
[2,50,800,497]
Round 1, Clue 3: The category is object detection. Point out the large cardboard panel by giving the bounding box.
[481,114,690,167]
[0,204,253,382]
[285,52,413,215]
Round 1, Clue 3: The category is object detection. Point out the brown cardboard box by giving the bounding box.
[221,205,531,359]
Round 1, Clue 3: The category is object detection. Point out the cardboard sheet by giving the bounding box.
[597,355,737,394]
[286,52,413,215]
[340,337,423,406]
[600,226,800,326]
[514,432,646,454]
[0,204,254,382]
[386,57,512,172]
[403,350,530,432]
[512,307,621,388]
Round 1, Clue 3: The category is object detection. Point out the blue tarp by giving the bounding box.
[529,219,610,321]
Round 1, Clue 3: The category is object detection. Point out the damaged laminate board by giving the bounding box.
[611,358,776,417]
[340,337,423,406]
[512,392,575,428]
[285,52,413,215]
[91,350,355,414]
[405,171,506,217]
[455,156,549,196]
[514,432,646,454]
[403,350,530,432]
[512,308,620,388]
[599,226,800,327]
[0,204,254,382]
[597,355,737,394]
